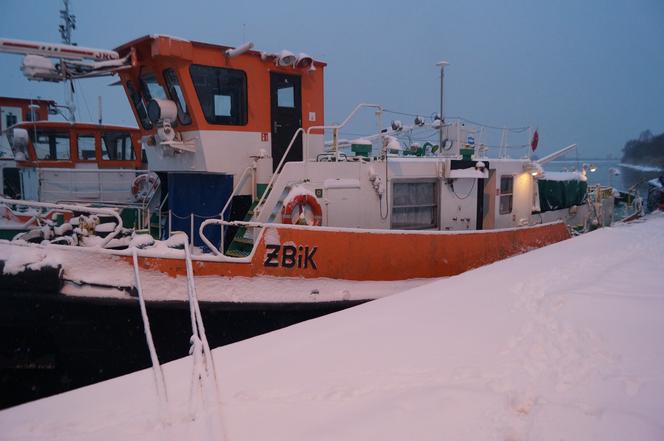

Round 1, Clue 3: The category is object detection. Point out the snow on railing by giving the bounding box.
[0,197,123,248]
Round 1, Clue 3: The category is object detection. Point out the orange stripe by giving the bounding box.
[130,223,570,281]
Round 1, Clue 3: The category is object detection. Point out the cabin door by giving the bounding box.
[270,73,302,172]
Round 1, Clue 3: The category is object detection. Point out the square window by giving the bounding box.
[214,95,232,117]
[32,130,70,160]
[277,86,295,108]
[391,181,438,229]
[499,176,514,215]
[77,135,96,160]
[190,64,247,125]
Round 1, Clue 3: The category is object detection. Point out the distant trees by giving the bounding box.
[622,130,664,166]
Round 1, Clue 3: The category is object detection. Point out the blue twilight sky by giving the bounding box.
[1,0,663,158]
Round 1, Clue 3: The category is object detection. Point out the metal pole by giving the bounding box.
[436,61,449,151]
[190,213,194,248]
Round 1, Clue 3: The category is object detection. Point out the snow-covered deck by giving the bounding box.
[1,214,663,440]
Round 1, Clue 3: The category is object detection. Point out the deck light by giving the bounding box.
[276,49,297,67]
[524,161,543,177]
[296,53,315,71]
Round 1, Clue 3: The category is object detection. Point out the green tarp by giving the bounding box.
[538,179,587,212]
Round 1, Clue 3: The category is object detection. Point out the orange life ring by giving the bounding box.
[131,173,159,202]
[282,194,323,226]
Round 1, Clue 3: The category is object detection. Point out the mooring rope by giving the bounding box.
[131,249,169,420]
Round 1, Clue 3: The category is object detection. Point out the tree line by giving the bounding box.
[622,130,664,166]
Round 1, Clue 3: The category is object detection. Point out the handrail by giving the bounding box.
[217,164,254,253]
[254,127,304,216]
[157,193,168,239]
[0,197,124,248]
[305,103,383,162]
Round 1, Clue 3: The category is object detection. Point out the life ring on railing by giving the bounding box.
[131,173,160,202]
[282,194,323,226]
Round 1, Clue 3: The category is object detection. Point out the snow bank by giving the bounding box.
[1,214,664,440]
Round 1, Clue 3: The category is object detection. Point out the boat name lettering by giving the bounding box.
[264,244,317,270]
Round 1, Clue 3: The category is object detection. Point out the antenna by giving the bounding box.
[59,0,76,45]
[59,0,77,121]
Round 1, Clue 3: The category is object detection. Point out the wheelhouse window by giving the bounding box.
[77,135,96,160]
[126,81,153,130]
[32,130,71,160]
[101,132,135,161]
[189,64,247,125]
[164,69,191,125]
[25,110,39,122]
[499,176,514,215]
[141,71,167,101]
[391,180,438,230]
[5,112,18,128]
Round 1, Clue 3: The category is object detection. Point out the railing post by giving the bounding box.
[190,213,194,248]
[168,210,172,238]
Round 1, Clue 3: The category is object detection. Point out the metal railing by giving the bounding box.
[216,164,254,254]
[0,197,124,248]
[253,128,304,218]
[253,104,384,221]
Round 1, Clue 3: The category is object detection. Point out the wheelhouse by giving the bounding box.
[114,35,326,176]
[0,96,54,159]
[12,121,142,169]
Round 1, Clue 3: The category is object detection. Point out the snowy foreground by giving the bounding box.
[2,215,664,440]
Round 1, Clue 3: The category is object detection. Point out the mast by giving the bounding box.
[59,0,77,121]
[436,61,448,153]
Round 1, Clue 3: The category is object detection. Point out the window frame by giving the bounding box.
[126,80,153,130]
[31,129,72,161]
[189,64,248,126]
[390,179,439,230]
[163,68,192,126]
[76,133,98,161]
[499,175,514,215]
[101,131,135,162]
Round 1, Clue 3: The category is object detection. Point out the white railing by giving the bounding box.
[216,164,254,253]
[305,103,383,162]
[253,103,384,221]
[253,128,304,218]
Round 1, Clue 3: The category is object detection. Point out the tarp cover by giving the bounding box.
[538,178,587,212]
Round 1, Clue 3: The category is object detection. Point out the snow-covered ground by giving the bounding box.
[1,214,663,440]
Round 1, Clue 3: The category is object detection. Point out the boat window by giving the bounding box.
[277,86,295,108]
[77,135,96,160]
[126,81,153,130]
[163,69,192,125]
[32,130,71,160]
[391,180,438,229]
[25,110,39,122]
[189,64,247,125]
[499,176,514,214]
[5,112,18,128]
[101,132,135,161]
[140,71,167,101]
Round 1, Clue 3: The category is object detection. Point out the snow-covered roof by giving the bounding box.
[1,213,664,440]
[541,170,587,181]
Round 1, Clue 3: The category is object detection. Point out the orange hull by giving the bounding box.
[131,222,570,281]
